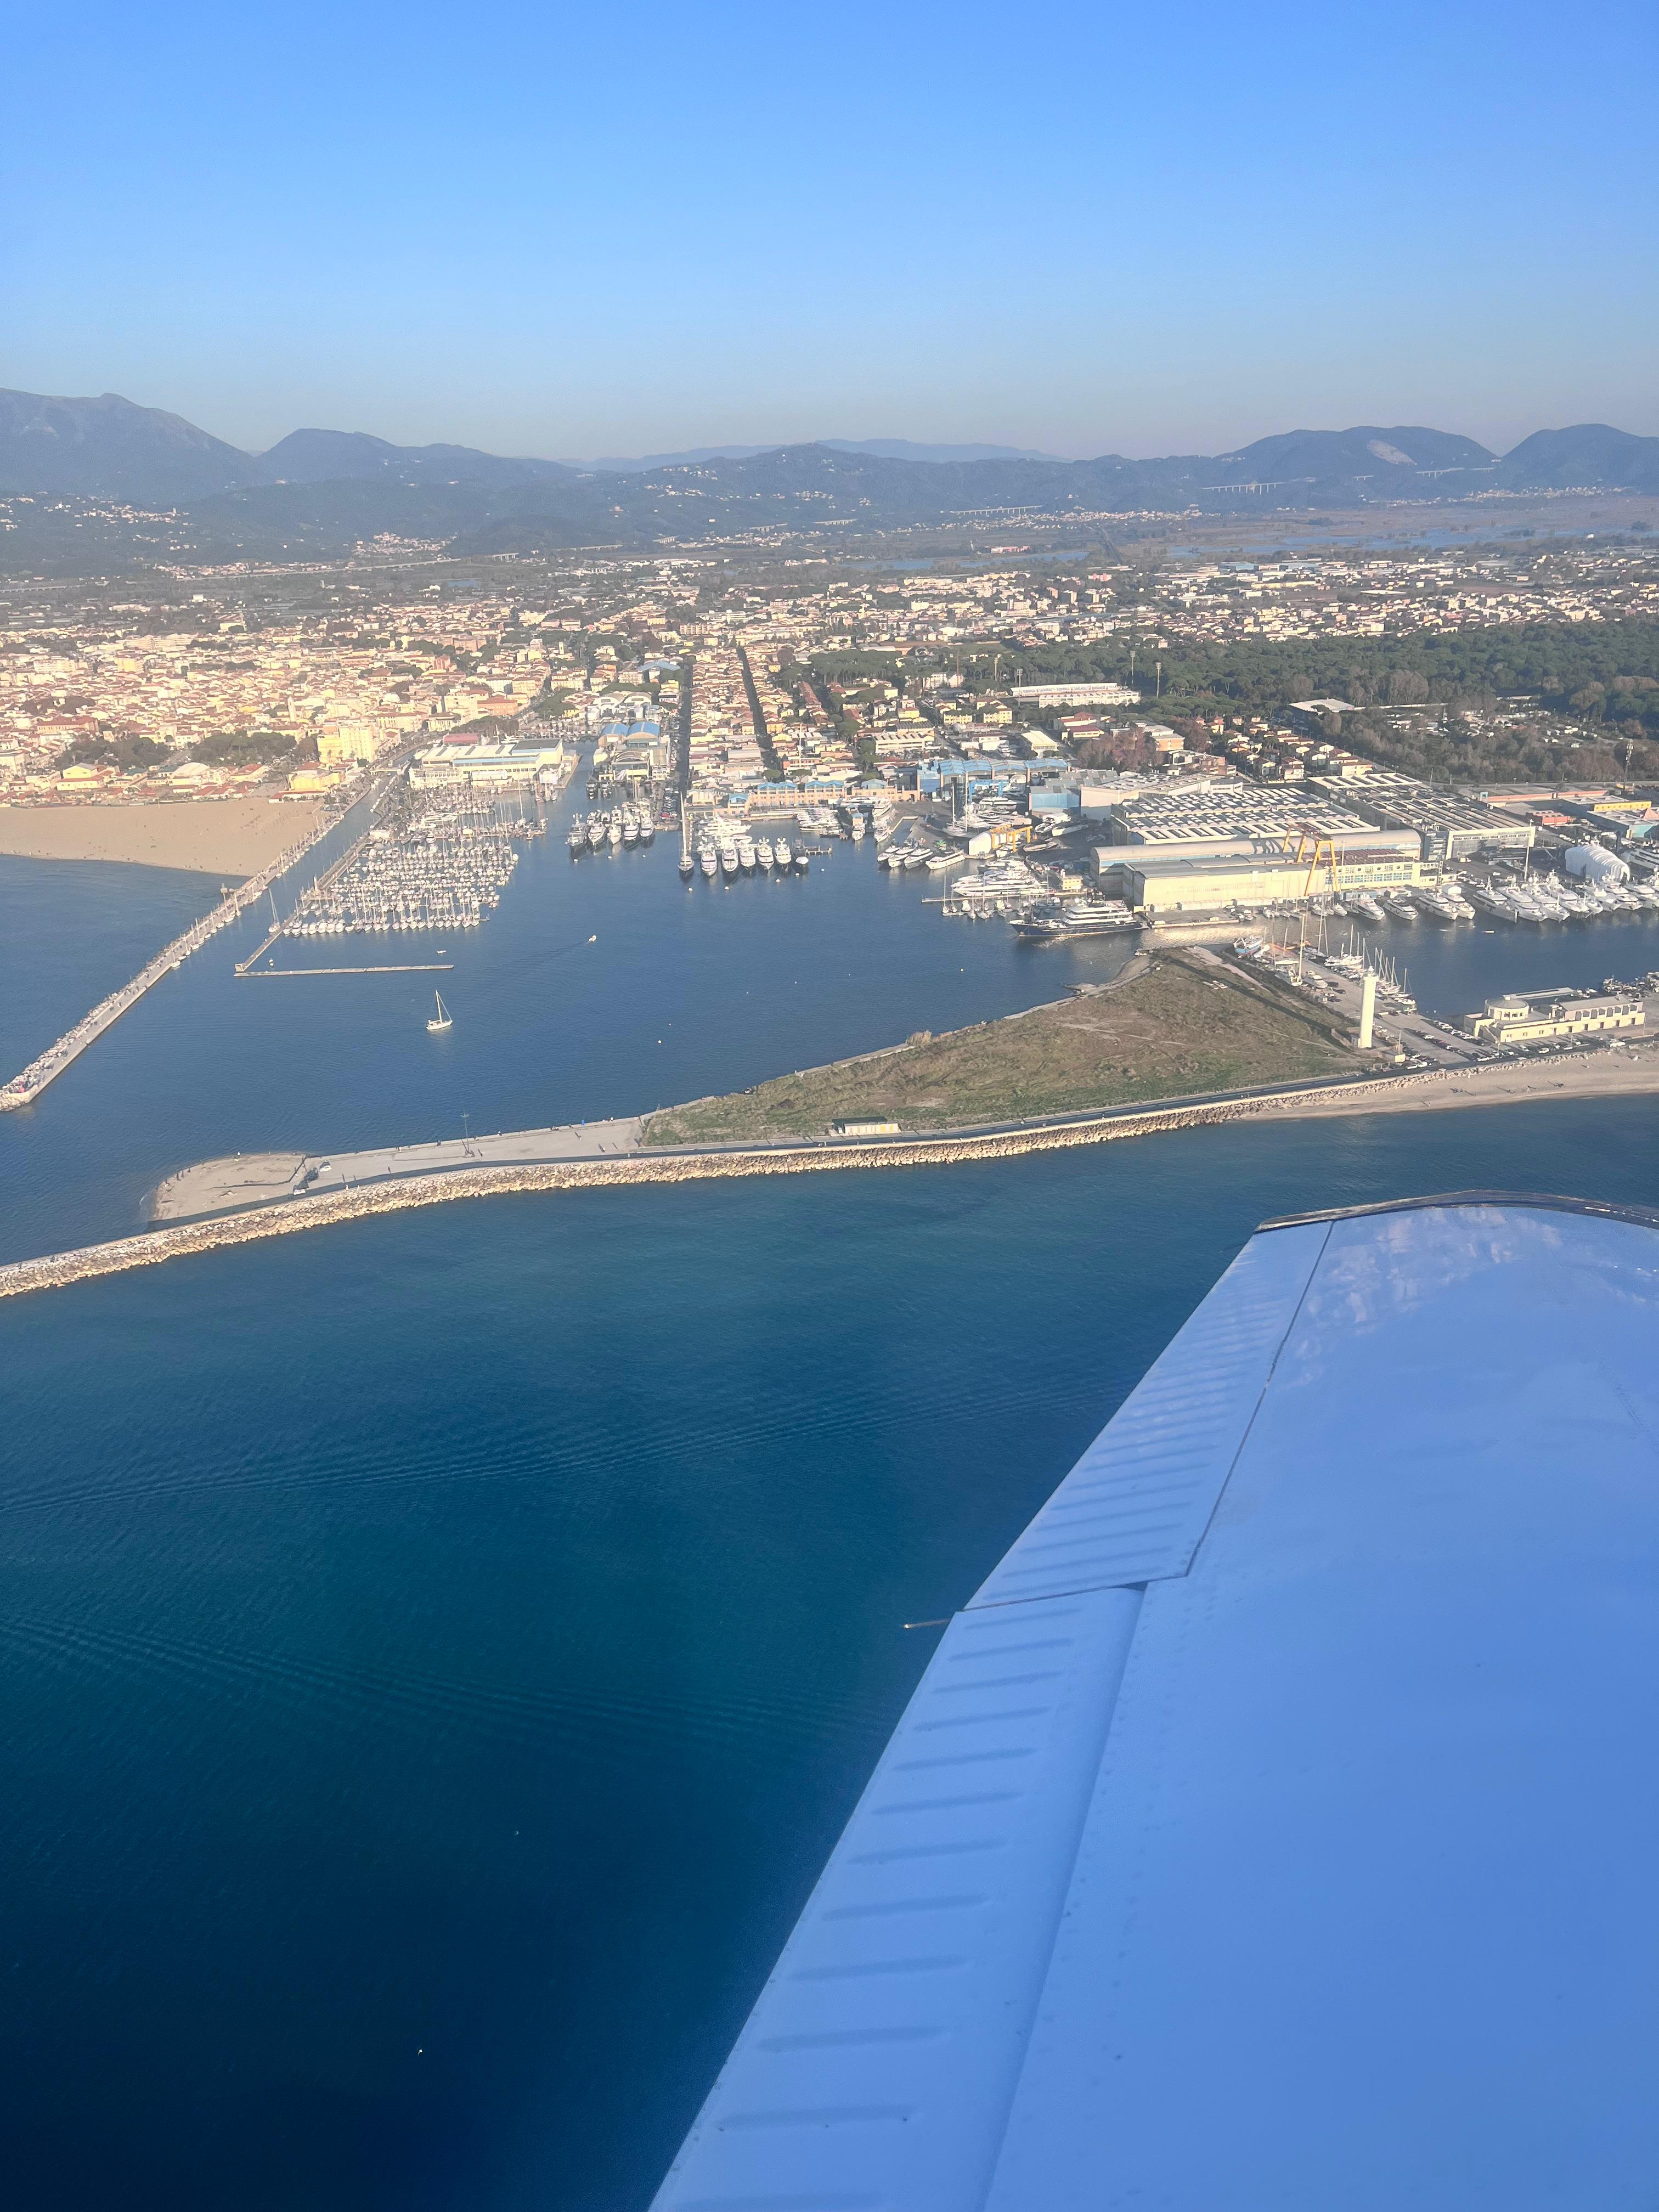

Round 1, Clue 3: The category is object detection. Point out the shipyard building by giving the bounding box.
[1086,783,1421,913]
[1101,832,1420,914]
[1307,769,1536,864]
[409,736,571,789]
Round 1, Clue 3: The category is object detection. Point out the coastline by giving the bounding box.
[0,798,322,876]
[7,1046,1659,1303]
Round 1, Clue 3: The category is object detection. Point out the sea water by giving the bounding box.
[6,798,1659,2210]
[0,799,1131,1266]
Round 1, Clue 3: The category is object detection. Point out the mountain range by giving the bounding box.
[1,389,1656,574]
[580,438,1063,470]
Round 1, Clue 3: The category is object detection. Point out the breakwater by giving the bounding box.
[0,1060,1526,1302]
[1,794,359,1110]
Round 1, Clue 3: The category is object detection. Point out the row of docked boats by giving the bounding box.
[682,826,809,882]
[878,842,955,872]
[1466,875,1659,923]
[568,808,655,855]
[1328,874,1659,929]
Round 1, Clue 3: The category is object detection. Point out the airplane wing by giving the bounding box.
[652,1193,1659,2210]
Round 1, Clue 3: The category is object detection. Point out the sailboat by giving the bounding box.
[426,991,453,1033]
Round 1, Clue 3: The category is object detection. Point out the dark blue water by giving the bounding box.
[1309,910,1659,1020]
[7,789,1659,2210]
[0,853,225,1071]
[1,790,1130,1265]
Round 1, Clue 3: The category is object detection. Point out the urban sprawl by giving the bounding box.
[7,537,1659,1051]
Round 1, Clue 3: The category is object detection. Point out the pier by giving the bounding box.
[239,962,455,978]
[0,791,364,1113]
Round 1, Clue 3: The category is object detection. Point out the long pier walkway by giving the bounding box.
[241,963,454,978]
[1,793,361,1113]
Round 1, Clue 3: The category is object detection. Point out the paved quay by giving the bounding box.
[151,1119,647,1221]
[5,1043,1659,1306]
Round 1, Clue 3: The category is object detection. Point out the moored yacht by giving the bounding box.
[1014,897,1141,943]
[1466,882,1519,921]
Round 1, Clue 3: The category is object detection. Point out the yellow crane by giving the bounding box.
[1283,823,1340,899]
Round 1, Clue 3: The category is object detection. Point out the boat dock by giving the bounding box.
[240,962,455,978]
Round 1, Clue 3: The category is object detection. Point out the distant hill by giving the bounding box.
[0,389,251,503]
[583,443,789,470]
[1,388,1654,573]
[256,428,579,489]
[582,437,1060,470]
[822,437,1061,464]
[1493,424,1659,492]
[1199,425,1497,484]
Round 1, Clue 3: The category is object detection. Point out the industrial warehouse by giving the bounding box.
[1098,830,1421,915]
[409,733,574,790]
[1081,783,1418,914]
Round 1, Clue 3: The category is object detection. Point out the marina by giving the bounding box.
[682,806,816,882]
[17,768,1659,1262]
[276,786,534,940]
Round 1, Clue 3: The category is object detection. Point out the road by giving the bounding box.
[151,1118,647,1220]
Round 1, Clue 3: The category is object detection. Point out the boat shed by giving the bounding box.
[653,1194,1659,2210]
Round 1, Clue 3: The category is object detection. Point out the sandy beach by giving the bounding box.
[0,798,323,876]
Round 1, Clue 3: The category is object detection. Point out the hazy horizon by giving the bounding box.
[7,0,1655,464]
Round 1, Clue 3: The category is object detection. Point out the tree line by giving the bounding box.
[987,620,1659,732]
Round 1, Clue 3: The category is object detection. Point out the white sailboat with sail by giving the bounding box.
[426,991,453,1033]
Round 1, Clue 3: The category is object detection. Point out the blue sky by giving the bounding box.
[5,0,1655,459]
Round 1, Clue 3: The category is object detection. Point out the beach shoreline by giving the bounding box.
[0,798,323,876]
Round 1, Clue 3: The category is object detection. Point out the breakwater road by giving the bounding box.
[151,1118,648,1222]
[7,1043,1659,1305]
[0,797,358,1113]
